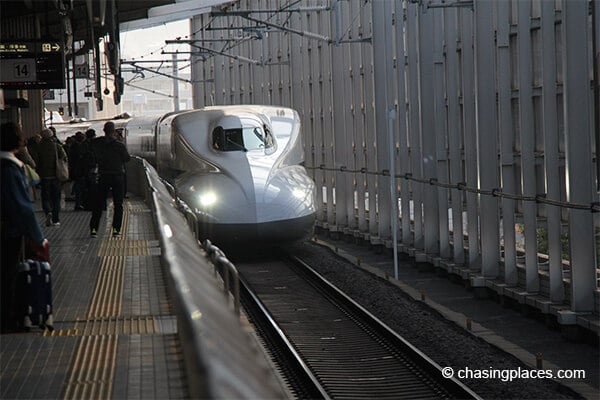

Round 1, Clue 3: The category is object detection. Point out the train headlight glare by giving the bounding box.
[292,188,306,199]
[199,192,217,206]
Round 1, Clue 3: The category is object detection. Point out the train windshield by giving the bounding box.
[213,125,274,152]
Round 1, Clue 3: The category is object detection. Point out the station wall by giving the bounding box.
[189,0,599,316]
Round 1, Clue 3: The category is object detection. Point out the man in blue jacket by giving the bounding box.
[1,122,47,333]
[89,121,130,238]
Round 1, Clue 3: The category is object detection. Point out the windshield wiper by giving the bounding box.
[226,137,248,152]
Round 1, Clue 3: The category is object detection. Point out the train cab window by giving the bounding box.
[212,125,274,152]
[212,126,244,152]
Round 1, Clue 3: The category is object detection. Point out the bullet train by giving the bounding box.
[53,105,317,247]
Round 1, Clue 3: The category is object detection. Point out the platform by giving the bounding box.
[0,196,188,399]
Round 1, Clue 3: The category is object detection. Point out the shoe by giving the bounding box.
[45,213,52,226]
[112,228,121,238]
[52,222,60,226]
[90,228,97,238]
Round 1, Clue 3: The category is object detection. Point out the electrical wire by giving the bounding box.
[306,164,600,213]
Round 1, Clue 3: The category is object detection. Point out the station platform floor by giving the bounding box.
[313,229,600,399]
[0,196,188,399]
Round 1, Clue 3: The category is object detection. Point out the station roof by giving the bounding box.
[0,0,234,41]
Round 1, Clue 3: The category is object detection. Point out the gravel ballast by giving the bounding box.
[289,240,588,400]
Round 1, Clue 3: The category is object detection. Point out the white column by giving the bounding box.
[540,0,564,302]
[444,7,465,265]
[517,0,539,293]
[395,0,411,248]
[331,0,349,232]
[495,0,517,286]
[433,7,449,259]
[562,0,596,312]
[407,2,424,251]
[418,5,440,257]
[372,0,394,241]
[459,7,480,269]
[473,0,500,278]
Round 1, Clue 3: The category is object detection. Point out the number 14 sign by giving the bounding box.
[0,40,65,89]
[1,59,37,82]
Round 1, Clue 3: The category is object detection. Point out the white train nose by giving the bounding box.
[179,168,316,225]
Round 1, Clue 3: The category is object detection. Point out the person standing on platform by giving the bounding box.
[16,144,36,169]
[69,132,86,210]
[81,128,98,210]
[30,128,68,226]
[16,141,38,200]
[1,122,47,333]
[115,128,128,198]
[89,121,130,238]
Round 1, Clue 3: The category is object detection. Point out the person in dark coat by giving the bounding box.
[30,128,68,226]
[80,129,98,210]
[1,122,47,333]
[89,121,130,238]
[68,132,86,210]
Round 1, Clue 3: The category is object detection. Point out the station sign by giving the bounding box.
[74,63,89,79]
[0,41,65,89]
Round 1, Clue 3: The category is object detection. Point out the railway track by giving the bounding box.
[236,252,480,400]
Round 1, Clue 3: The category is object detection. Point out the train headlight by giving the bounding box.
[199,192,217,207]
[292,188,306,199]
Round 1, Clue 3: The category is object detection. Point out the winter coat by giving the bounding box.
[78,139,98,173]
[0,153,44,244]
[68,140,87,179]
[31,137,68,179]
[92,136,130,175]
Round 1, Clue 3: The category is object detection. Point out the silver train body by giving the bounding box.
[54,105,317,246]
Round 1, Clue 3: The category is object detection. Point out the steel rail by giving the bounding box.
[239,273,331,399]
[238,253,481,400]
[288,254,480,400]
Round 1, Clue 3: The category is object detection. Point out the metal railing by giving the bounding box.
[163,179,241,316]
[202,239,241,316]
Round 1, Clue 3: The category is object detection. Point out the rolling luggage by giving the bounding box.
[17,238,54,331]
[17,258,54,331]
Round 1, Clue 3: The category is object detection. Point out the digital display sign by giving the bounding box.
[0,41,65,89]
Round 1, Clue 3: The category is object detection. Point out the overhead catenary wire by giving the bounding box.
[306,164,600,213]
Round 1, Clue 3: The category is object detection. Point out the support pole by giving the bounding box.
[172,53,179,111]
[72,41,78,117]
[66,52,72,117]
[562,0,596,312]
[474,0,500,278]
[593,0,600,192]
[388,108,399,279]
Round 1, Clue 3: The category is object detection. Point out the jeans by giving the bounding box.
[41,178,61,223]
[90,173,125,232]
[72,176,85,209]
